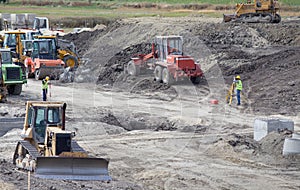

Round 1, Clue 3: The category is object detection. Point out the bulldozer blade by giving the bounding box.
[35,157,111,181]
[223,14,236,22]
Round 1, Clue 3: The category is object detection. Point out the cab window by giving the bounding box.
[48,108,61,124]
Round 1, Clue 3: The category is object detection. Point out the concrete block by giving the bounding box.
[254,118,294,141]
[292,133,300,139]
[283,138,300,156]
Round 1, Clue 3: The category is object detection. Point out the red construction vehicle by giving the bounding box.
[127,36,203,84]
[24,39,65,80]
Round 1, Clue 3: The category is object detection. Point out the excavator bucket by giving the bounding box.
[35,157,111,181]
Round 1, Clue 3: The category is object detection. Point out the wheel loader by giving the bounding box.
[35,35,80,69]
[223,0,281,23]
[25,39,65,80]
[13,101,111,180]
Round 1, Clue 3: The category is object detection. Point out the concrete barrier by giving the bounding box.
[254,118,294,141]
[292,133,300,139]
[283,138,300,156]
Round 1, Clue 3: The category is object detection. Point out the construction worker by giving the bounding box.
[234,75,243,105]
[42,76,50,101]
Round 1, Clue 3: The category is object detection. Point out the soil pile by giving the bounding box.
[97,43,151,85]
[63,17,300,115]
[226,130,300,167]
[223,47,300,115]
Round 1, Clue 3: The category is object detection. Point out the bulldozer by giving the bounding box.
[13,101,111,180]
[223,0,281,23]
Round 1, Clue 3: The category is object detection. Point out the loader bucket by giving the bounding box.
[223,14,236,22]
[37,66,64,80]
[35,157,111,181]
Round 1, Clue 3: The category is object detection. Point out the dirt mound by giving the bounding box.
[97,43,151,85]
[226,130,300,167]
[62,28,107,56]
[222,47,300,115]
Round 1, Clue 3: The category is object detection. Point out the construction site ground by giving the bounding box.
[1,16,300,189]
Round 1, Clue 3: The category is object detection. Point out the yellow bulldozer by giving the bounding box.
[224,0,281,23]
[13,101,111,180]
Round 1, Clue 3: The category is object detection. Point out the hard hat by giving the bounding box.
[236,75,241,79]
[45,76,50,81]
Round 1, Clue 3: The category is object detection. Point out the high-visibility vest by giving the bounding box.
[42,80,48,90]
[236,80,243,91]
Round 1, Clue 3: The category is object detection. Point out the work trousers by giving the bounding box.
[42,89,48,101]
[236,89,241,105]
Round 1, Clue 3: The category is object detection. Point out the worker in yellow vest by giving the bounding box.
[42,76,50,101]
[234,75,243,105]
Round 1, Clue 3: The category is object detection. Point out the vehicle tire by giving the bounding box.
[35,69,40,80]
[273,14,281,23]
[127,61,140,76]
[154,65,163,82]
[12,84,22,95]
[7,85,14,95]
[190,76,201,84]
[162,68,174,85]
[63,55,79,69]
[7,84,22,95]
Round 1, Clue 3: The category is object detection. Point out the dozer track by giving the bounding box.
[224,13,281,23]
[13,140,111,181]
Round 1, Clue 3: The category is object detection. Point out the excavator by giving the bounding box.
[13,101,111,180]
[223,0,281,23]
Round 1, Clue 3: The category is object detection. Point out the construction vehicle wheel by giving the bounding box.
[154,65,162,82]
[35,69,41,80]
[162,68,174,85]
[12,84,22,95]
[7,84,22,95]
[127,61,140,76]
[64,55,79,69]
[273,14,281,23]
[190,76,201,84]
